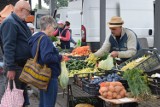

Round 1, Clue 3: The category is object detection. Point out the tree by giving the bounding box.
[43,0,68,8]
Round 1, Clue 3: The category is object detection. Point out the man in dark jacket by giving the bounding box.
[0,1,32,106]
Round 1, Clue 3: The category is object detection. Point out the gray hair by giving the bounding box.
[40,15,57,30]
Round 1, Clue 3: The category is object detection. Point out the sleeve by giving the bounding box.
[60,30,70,41]
[94,36,111,57]
[53,29,59,36]
[118,31,137,58]
[40,36,62,64]
[1,22,17,71]
[70,35,76,44]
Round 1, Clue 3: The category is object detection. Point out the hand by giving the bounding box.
[57,36,62,39]
[111,51,119,58]
[7,71,16,80]
[61,56,70,62]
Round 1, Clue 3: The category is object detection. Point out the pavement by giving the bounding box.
[28,86,67,107]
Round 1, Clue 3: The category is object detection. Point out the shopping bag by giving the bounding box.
[0,80,24,107]
[59,61,69,89]
[19,35,51,90]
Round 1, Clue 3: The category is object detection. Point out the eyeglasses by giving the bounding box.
[22,8,31,13]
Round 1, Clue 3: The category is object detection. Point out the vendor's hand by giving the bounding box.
[111,51,119,58]
[7,71,16,80]
[57,36,62,39]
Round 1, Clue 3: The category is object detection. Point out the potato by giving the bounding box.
[105,82,110,86]
[116,95,122,99]
[114,85,122,93]
[99,87,108,93]
[114,82,123,86]
[102,91,108,98]
[120,89,126,98]
[107,91,113,98]
[99,82,106,87]
[110,82,117,87]
[112,92,118,99]
[108,85,115,92]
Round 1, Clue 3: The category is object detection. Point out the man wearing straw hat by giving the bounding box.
[94,16,140,62]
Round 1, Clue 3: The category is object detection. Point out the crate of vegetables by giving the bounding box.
[118,49,160,72]
[81,72,123,96]
[73,72,106,88]
[148,76,160,95]
[81,77,100,96]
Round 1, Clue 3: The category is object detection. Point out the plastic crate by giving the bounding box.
[118,49,160,72]
[74,72,106,87]
[68,56,88,60]
[73,74,84,87]
[81,78,100,96]
[148,77,160,96]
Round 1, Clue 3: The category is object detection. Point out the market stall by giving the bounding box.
[58,44,160,107]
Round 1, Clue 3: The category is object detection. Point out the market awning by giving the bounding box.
[0,4,14,18]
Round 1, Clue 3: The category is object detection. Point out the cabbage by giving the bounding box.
[98,55,114,70]
[59,61,69,89]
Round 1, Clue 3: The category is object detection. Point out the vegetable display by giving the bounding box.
[99,81,127,99]
[120,56,149,71]
[123,68,151,100]
[66,60,94,71]
[85,53,99,66]
[89,73,122,84]
[98,55,114,70]
[71,46,91,56]
[68,68,94,77]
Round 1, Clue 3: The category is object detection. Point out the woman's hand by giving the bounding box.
[62,56,70,62]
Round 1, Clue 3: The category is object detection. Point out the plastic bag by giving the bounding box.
[59,61,69,89]
[0,80,24,107]
[98,54,114,70]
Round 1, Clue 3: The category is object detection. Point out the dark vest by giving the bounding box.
[109,29,140,62]
[58,28,70,49]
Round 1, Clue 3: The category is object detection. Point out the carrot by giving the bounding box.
[71,46,91,56]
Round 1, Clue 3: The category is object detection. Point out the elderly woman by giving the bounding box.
[28,15,63,107]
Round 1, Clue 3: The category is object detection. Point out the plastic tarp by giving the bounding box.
[0,4,14,18]
[0,4,14,23]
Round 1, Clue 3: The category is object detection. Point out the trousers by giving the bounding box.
[39,78,58,107]
[0,73,6,102]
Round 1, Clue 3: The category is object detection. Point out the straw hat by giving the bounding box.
[107,16,124,28]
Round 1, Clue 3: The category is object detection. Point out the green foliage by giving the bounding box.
[98,52,109,61]
[50,36,58,42]
[57,0,68,8]
[123,68,151,100]
[43,0,68,8]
